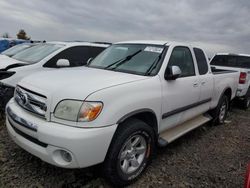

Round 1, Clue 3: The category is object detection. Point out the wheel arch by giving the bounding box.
[218,87,232,110]
[219,87,232,102]
[223,87,232,100]
[117,108,159,136]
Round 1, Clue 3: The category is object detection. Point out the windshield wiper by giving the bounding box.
[144,54,162,76]
[104,50,142,70]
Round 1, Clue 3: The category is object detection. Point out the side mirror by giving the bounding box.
[56,59,70,67]
[165,66,182,80]
[87,57,93,65]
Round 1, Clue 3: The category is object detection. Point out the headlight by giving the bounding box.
[54,100,103,122]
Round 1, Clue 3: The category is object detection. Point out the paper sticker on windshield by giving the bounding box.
[115,47,128,50]
[144,46,163,53]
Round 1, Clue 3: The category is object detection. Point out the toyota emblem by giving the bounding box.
[19,92,29,105]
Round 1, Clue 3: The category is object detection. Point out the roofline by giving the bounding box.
[215,53,250,57]
[46,41,110,47]
[115,40,169,45]
[114,40,203,48]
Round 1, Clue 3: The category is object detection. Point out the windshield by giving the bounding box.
[1,44,32,57]
[88,44,166,75]
[12,44,63,64]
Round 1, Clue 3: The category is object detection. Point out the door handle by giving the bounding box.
[193,83,199,87]
[201,81,206,85]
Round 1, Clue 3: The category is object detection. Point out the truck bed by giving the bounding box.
[209,66,239,109]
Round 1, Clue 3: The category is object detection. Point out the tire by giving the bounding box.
[242,88,250,110]
[242,97,250,110]
[103,118,155,186]
[211,95,229,125]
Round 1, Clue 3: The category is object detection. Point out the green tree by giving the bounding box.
[16,29,30,40]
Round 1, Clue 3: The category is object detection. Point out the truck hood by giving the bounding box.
[19,67,148,102]
[0,57,26,70]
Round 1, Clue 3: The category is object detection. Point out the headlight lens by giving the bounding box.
[78,102,103,122]
[54,100,103,122]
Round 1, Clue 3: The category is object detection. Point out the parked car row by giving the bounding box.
[0,40,249,186]
[0,41,110,109]
[0,38,30,53]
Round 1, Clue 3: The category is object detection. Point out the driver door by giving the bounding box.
[160,46,200,132]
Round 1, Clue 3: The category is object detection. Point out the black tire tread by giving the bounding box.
[242,88,250,110]
[103,118,155,186]
[210,95,229,125]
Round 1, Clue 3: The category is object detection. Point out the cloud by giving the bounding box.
[0,0,249,56]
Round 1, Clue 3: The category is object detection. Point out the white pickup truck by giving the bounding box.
[0,42,109,109]
[6,41,239,186]
[210,53,250,109]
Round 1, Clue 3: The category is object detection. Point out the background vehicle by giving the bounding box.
[0,43,37,59]
[210,53,250,109]
[245,163,250,188]
[0,41,110,110]
[0,38,28,53]
[5,41,239,186]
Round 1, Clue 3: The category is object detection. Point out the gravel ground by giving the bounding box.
[0,108,249,188]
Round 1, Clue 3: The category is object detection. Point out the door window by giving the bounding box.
[167,47,195,77]
[237,56,250,68]
[194,48,208,75]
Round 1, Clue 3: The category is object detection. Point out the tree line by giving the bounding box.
[1,29,30,40]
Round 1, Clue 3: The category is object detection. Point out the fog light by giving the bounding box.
[60,150,72,162]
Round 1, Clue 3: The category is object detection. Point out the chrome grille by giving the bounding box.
[15,86,47,118]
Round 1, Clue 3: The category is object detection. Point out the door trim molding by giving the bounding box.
[162,98,211,119]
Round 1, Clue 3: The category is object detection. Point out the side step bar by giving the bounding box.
[158,114,212,147]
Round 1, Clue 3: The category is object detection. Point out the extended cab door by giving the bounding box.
[160,46,200,132]
[193,48,213,113]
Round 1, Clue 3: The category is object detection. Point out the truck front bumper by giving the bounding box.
[6,99,117,168]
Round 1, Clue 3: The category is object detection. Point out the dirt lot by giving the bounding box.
[0,108,249,188]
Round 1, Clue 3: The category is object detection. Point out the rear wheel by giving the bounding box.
[242,97,250,110]
[242,88,250,110]
[103,118,155,186]
[211,95,229,125]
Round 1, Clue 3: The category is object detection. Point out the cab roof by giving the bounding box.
[115,40,199,48]
[116,40,168,45]
[46,41,110,48]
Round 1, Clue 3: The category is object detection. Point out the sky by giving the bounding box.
[0,0,249,57]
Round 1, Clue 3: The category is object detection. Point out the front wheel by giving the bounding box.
[103,118,155,186]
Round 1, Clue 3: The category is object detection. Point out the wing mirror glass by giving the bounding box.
[56,59,70,67]
[165,65,182,80]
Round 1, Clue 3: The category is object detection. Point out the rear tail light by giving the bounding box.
[239,72,247,84]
